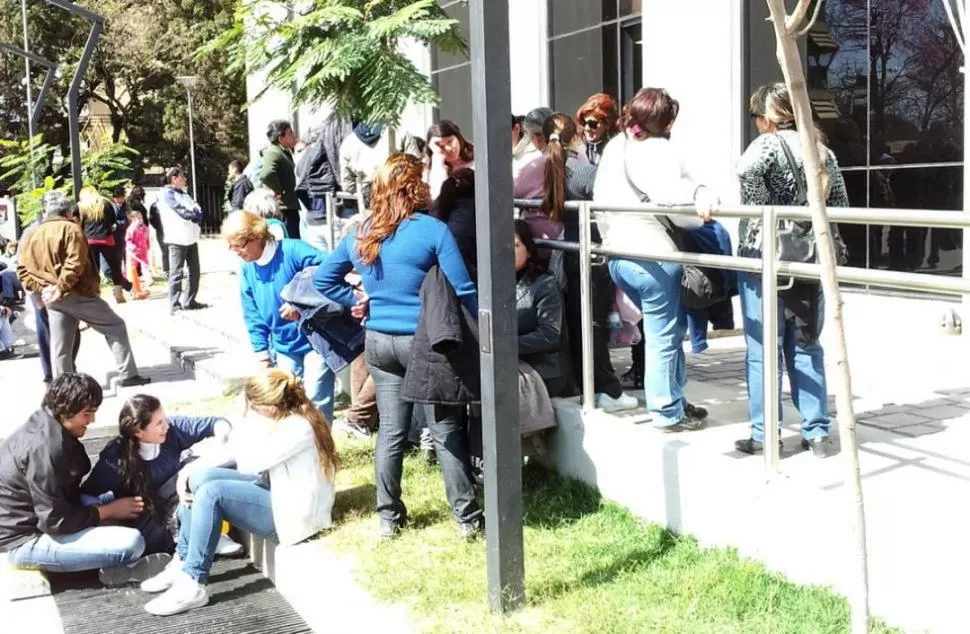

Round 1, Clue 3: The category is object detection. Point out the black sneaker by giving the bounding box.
[120,375,152,387]
[662,415,707,433]
[801,437,835,458]
[735,438,784,456]
[182,302,209,311]
[684,402,708,420]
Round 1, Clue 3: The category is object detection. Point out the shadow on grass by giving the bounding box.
[520,462,602,528]
[333,483,377,523]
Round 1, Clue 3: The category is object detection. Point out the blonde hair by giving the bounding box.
[243,188,283,220]
[221,210,273,247]
[244,369,338,482]
[77,184,107,222]
[749,82,830,180]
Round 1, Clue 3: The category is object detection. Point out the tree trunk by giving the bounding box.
[764,1,871,633]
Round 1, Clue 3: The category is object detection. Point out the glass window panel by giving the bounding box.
[549,0,617,38]
[432,2,469,71]
[809,0,868,167]
[619,0,642,17]
[432,66,474,142]
[620,21,642,104]
[870,1,963,165]
[549,25,619,115]
[872,166,962,273]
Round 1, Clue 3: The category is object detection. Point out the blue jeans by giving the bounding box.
[685,308,709,354]
[738,273,829,442]
[1,270,23,302]
[609,258,687,426]
[178,468,276,583]
[5,526,145,572]
[365,330,481,526]
[276,349,335,423]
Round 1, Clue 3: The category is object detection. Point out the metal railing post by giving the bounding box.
[325,192,336,251]
[762,206,781,476]
[579,201,596,412]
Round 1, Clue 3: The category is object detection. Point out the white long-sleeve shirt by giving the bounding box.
[592,134,703,255]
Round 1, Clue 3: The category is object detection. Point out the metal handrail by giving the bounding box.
[516,198,970,477]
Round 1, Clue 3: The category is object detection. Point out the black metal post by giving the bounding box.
[46,0,103,198]
[0,44,58,132]
[468,0,524,614]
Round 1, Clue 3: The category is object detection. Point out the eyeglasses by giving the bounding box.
[749,113,762,120]
[228,238,252,252]
[582,119,603,129]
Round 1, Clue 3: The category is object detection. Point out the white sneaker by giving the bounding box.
[595,392,640,413]
[98,553,172,588]
[140,554,183,593]
[144,572,209,616]
[215,534,243,557]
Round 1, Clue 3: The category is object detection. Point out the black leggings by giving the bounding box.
[88,242,131,291]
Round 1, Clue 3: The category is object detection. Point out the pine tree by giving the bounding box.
[200,0,467,127]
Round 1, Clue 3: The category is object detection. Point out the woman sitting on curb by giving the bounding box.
[139,368,337,616]
[0,373,169,587]
[82,394,241,557]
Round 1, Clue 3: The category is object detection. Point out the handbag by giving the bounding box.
[622,146,728,309]
[775,135,849,273]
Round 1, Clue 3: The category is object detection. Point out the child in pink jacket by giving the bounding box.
[125,209,151,299]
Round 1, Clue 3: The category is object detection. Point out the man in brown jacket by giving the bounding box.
[17,194,150,386]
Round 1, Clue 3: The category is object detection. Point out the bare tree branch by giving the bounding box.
[785,0,813,33]
[796,0,827,38]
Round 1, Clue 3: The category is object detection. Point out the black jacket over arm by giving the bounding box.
[402,265,480,405]
[0,410,99,551]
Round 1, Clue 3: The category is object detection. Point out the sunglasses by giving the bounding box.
[582,119,603,129]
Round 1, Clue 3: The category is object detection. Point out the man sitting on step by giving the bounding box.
[0,373,169,586]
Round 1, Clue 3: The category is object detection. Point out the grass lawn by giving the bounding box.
[170,396,898,634]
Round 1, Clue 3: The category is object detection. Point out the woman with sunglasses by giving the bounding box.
[575,93,620,166]
[221,210,335,423]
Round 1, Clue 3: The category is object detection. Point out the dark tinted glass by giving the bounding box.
[869,1,963,165]
[432,2,470,71]
[870,166,962,273]
[620,22,642,105]
[548,0,617,37]
[432,66,474,142]
[619,0,642,17]
[550,25,619,115]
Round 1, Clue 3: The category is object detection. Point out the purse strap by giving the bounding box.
[621,139,681,239]
[775,133,808,206]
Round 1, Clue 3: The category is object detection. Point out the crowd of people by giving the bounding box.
[0,80,844,617]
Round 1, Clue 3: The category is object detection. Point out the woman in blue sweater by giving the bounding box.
[222,210,334,421]
[313,153,483,541]
[83,394,236,556]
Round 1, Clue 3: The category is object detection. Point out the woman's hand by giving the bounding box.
[351,289,369,322]
[279,303,300,321]
[694,186,719,222]
[99,496,144,521]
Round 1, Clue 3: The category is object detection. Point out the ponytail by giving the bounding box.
[540,113,577,224]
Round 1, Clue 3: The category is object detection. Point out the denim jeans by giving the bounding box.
[365,330,482,526]
[737,273,829,442]
[1,269,23,302]
[178,468,276,583]
[5,526,145,573]
[609,258,687,426]
[685,308,709,354]
[276,349,335,423]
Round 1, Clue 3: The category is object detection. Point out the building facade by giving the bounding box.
[248,0,965,284]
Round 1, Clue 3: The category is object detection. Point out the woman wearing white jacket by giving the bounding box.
[139,368,337,616]
[593,87,718,431]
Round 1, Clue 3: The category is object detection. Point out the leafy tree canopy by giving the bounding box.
[201,0,468,128]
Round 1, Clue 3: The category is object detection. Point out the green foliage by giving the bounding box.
[80,143,140,197]
[201,0,468,127]
[0,136,64,224]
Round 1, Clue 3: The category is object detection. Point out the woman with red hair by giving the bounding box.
[575,93,620,165]
[312,153,482,541]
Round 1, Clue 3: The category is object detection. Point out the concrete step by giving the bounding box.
[1,564,50,602]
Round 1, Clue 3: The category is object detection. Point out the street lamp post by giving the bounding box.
[176,75,199,200]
